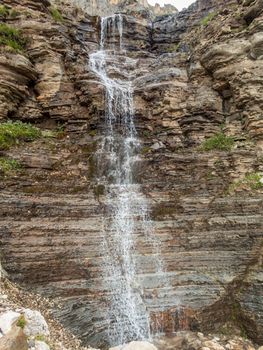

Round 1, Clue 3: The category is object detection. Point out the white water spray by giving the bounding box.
[89,14,167,346]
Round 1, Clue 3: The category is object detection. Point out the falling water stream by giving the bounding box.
[89,15,167,346]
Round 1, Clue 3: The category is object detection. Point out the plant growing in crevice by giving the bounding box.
[141,147,151,155]
[200,132,235,151]
[228,172,263,193]
[49,7,63,23]
[0,121,41,150]
[0,5,9,18]
[0,157,21,175]
[35,334,47,342]
[200,12,217,26]
[17,315,26,329]
[89,130,97,137]
[166,43,180,52]
[0,23,27,52]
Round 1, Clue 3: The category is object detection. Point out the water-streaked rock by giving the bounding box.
[0,0,262,347]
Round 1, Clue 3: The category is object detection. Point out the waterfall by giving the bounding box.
[89,14,167,346]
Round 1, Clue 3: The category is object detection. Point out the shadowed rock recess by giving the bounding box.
[0,0,262,348]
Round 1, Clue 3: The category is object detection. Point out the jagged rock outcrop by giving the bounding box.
[0,0,262,348]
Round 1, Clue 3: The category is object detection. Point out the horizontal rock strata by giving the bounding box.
[0,0,262,347]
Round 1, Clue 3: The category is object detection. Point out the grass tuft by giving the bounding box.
[0,5,19,18]
[17,315,26,329]
[50,7,63,22]
[0,23,27,52]
[228,172,263,193]
[200,132,235,151]
[35,334,46,342]
[200,12,216,26]
[0,121,41,150]
[0,5,9,18]
[0,157,21,175]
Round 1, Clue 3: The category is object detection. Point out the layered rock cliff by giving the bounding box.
[51,0,177,17]
[0,0,262,348]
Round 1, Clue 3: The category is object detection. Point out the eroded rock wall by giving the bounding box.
[0,0,262,347]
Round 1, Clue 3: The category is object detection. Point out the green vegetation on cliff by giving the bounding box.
[0,121,41,150]
[200,12,217,26]
[49,7,63,23]
[0,5,9,18]
[0,5,19,19]
[201,133,235,151]
[16,315,26,329]
[0,23,26,51]
[0,157,21,175]
[229,172,263,193]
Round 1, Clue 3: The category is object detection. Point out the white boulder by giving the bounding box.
[0,311,21,336]
[35,340,50,350]
[23,309,49,337]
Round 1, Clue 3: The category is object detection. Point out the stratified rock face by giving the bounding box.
[151,0,237,52]
[0,0,262,348]
[52,0,177,17]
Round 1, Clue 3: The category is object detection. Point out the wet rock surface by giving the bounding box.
[0,0,262,348]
